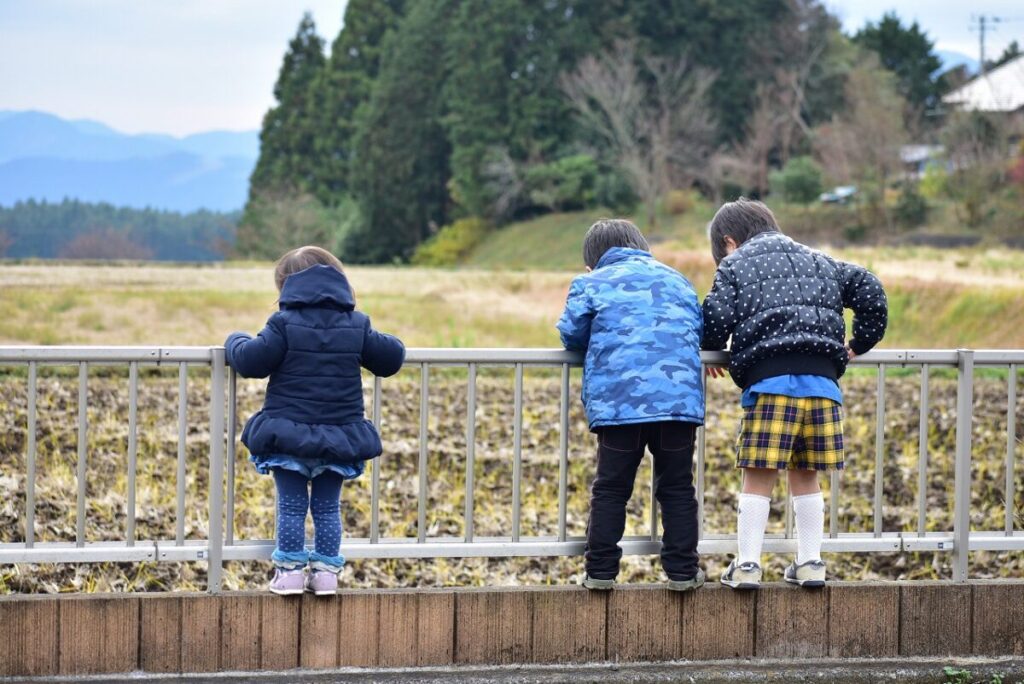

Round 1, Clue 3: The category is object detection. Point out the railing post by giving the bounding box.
[207,347,226,593]
[952,349,974,582]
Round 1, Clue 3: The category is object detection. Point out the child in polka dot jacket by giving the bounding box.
[701,198,887,589]
[225,246,405,595]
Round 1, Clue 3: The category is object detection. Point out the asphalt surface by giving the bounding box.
[5,657,1024,683]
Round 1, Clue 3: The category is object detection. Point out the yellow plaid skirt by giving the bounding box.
[736,394,844,471]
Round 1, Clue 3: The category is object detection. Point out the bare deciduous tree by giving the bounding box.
[712,0,839,198]
[561,41,716,227]
[814,54,908,227]
[712,83,790,198]
[943,111,1008,227]
[58,229,154,261]
[0,230,13,258]
[481,147,525,223]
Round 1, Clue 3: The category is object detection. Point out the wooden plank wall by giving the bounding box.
[1,581,1023,677]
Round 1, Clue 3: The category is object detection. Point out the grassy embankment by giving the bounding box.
[3,208,1023,350]
[464,208,1024,350]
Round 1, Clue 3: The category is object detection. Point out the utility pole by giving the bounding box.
[971,14,1003,74]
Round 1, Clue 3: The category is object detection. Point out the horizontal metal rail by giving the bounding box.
[5,531,1024,565]
[2,345,1023,592]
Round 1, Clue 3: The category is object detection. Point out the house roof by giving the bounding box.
[943,55,1024,112]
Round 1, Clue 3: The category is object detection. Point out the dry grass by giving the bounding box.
[0,263,569,348]
[2,259,1024,350]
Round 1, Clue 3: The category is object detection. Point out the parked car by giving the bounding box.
[819,185,857,204]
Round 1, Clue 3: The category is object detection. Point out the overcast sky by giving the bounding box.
[1,1,1021,137]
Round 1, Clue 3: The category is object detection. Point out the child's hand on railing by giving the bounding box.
[846,345,856,360]
[706,365,728,379]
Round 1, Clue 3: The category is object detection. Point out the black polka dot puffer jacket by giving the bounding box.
[701,232,888,389]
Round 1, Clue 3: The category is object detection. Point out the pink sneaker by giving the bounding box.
[269,569,305,595]
[305,570,338,596]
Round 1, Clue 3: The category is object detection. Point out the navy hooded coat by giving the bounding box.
[224,265,405,463]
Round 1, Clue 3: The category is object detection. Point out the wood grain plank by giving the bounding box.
[829,584,899,657]
[221,594,261,671]
[299,594,340,668]
[337,592,379,667]
[972,582,1024,655]
[0,597,59,677]
[139,595,181,673]
[59,596,139,674]
[900,583,971,656]
[180,595,221,672]
[531,587,607,664]
[606,586,681,662]
[260,595,301,670]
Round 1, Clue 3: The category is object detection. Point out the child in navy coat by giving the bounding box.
[225,246,405,595]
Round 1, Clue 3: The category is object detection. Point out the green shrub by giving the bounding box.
[919,163,948,199]
[894,182,929,227]
[594,168,638,213]
[770,156,824,205]
[524,155,599,212]
[664,189,697,215]
[410,217,492,266]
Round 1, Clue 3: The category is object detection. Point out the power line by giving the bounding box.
[970,14,1021,73]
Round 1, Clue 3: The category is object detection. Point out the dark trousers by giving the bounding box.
[585,421,700,581]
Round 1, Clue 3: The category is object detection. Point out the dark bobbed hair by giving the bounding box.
[274,245,345,291]
[707,197,782,265]
[582,218,650,269]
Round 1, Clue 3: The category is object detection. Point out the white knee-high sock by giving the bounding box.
[737,493,771,566]
[793,492,825,564]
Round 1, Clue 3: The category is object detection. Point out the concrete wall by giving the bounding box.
[2,581,1023,677]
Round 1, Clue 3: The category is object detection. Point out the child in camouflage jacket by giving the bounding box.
[557,219,705,591]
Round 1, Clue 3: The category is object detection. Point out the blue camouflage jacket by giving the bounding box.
[556,247,704,430]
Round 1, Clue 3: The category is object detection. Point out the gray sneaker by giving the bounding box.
[784,559,826,588]
[305,570,338,596]
[720,560,762,589]
[578,573,615,590]
[268,569,305,596]
[667,568,705,592]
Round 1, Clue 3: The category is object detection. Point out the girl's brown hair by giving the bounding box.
[274,245,345,291]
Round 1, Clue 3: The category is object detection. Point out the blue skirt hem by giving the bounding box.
[251,454,365,480]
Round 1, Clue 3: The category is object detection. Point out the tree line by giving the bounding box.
[0,199,237,261]
[238,0,1009,263]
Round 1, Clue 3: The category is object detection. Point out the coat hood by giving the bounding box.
[278,265,355,311]
[595,247,652,269]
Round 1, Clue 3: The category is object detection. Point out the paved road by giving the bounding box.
[5,658,1024,683]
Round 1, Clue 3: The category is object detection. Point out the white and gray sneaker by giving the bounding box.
[578,573,615,590]
[720,560,762,590]
[784,559,826,588]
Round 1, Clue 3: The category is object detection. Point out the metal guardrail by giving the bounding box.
[0,346,1021,591]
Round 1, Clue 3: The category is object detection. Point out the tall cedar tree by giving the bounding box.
[247,14,326,197]
[853,13,945,117]
[311,0,406,203]
[624,0,789,143]
[443,0,621,217]
[345,0,453,263]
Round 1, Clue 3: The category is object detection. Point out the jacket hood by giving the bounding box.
[596,247,652,270]
[278,264,355,311]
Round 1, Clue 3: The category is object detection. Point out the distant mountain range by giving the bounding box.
[0,110,258,212]
[935,50,980,77]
